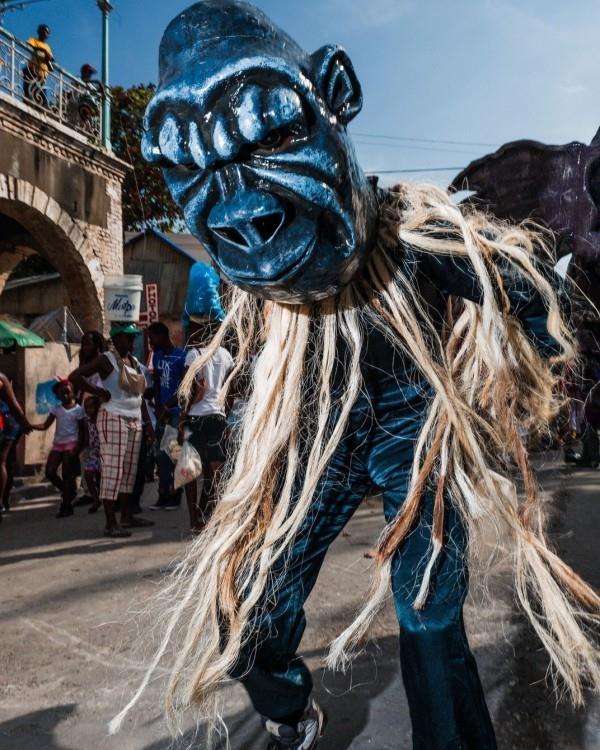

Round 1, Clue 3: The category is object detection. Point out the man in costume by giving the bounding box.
[111,3,600,748]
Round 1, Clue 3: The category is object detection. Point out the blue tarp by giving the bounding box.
[35,379,60,415]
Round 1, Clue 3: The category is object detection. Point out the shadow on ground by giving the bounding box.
[0,705,78,750]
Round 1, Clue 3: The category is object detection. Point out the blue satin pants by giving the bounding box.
[232,386,497,750]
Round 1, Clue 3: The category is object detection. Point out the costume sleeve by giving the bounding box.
[420,251,569,359]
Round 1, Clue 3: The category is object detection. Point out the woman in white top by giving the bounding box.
[70,323,154,538]
[178,316,233,532]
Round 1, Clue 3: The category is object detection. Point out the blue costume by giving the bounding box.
[142,3,565,748]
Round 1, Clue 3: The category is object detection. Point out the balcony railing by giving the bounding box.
[0,26,101,144]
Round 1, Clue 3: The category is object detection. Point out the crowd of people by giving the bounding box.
[0,318,234,537]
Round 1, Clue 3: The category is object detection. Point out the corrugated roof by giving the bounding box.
[124,228,212,266]
[3,272,61,291]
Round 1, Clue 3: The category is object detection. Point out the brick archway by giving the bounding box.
[0,174,108,331]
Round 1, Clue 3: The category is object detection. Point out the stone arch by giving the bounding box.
[0,173,105,331]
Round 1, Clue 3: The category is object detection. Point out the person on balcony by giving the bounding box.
[76,64,105,128]
[23,24,54,107]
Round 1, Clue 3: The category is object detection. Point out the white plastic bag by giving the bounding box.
[159,424,190,463]
[174,441,203,489]
[159,424,178,456]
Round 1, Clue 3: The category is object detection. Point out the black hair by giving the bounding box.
[148,321,170,337]
[37,24,50,34]
[82,330,107,353]
[52,380,69,397]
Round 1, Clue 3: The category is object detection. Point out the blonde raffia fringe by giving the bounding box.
[110,183,600,741]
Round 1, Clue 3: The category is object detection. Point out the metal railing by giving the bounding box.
[0,26,101,144]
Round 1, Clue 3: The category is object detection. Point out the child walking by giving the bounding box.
[33,380,84,518]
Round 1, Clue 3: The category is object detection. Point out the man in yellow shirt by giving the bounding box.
[24,24,54,107]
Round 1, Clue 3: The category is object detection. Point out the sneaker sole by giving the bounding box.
[311,705,327,749]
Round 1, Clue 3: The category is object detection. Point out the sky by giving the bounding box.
[4,0,600,186]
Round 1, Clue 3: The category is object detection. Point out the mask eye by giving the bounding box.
[254,123,307,154]
[256,128,285,151]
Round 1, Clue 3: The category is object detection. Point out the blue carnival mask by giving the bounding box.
[142,0,379,303]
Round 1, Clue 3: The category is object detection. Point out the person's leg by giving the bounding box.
[3,438,18,510]
[362,384,496,750]
[183,419,203,531]
[195,415,228,524]
[0,439,12,516]
[55,451,78,516]
[165,414,182,507]
[120,420,153,528]
[231,439,370,725]
[152,421,172,508]
[63,452,78,503]
[45,450,65,494]
[184,478,200,530]
[130,435,147,513]
[145,440,156,482]
[579,421,600,467]
[381,482,496,750]
[85,469,101,513]
[97,410,130,537]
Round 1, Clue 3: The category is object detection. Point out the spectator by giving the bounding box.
[76,64,105,127]
[32,380,83,518]
[24,24,54,107]
[147,322,186,511]
[69,323,154,537]
[0,372,31,523]
[178,316,233,532]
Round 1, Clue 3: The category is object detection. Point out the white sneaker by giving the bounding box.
[264,699,327,749]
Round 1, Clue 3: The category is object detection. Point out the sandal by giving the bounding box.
[104,526,132,538]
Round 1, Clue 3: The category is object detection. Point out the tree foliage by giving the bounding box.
[111,84,183,231]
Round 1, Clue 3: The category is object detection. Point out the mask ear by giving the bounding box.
[310,44,362,125]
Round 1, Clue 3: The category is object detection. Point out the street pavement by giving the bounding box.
[0,451,598,749]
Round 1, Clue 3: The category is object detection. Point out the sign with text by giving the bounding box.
[139,283,159,327]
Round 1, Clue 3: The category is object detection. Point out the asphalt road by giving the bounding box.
[0,452,598,749]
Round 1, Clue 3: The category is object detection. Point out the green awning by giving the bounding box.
[0,320,46,348]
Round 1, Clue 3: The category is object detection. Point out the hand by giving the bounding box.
[97,388,111,403]
[20,418,33,435]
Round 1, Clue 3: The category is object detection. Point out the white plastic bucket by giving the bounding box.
[103,274,143,322]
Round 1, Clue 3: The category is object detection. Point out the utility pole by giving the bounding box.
[97,0,112,150]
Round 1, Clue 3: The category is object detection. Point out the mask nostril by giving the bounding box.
[211,226,249,247]
[251,211,285,243]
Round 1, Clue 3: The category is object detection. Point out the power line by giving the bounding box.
[366,166,464,174]
[353,139,483,156]
[352,131,499,148]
